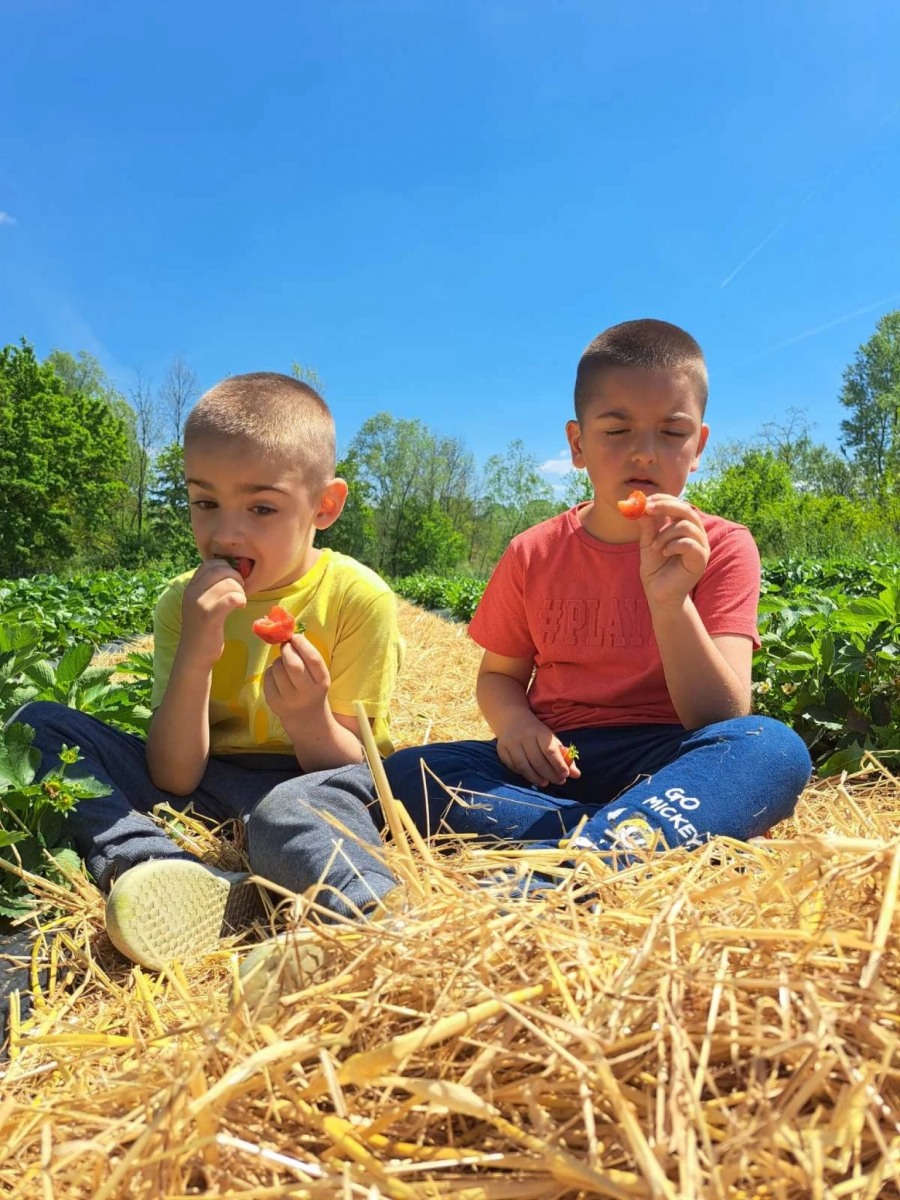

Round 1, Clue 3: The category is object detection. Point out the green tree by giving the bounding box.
[839,310,900,499]
[146,443,198,569]
[563,468,593,507]
[349,413,472,576]
[759,408,854,497]
[0,341,130,575]
[316,452,377,561]
[685,447,873,557]
[291,363,326,393]
[481,439,555,555]
[47,348,141,548]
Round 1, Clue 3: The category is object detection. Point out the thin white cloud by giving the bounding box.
[739,290,900,365]
[0,212,17,226]
[539,450,572,478]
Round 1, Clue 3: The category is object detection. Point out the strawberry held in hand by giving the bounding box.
[617,489,647,520]
[252,605,305,645]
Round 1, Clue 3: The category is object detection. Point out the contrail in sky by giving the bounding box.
[720,186,821,289]
[720,103,900,289]
[738,291,900,366]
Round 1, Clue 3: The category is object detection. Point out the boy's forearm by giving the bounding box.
[283,705,366,773]
[650,597,749,728]
[145,653,214,795]
[476,672,536,737]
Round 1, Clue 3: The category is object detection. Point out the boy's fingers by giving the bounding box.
[262,663,283,705]
[281,637,329,686]
[522,741,556,786]
[662,537,705,560]
[644,494,689,518]
[510,744,549,787]
[545,743,573,784]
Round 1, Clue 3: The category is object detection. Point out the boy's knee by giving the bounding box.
[6,699,75,733]
[727,715,813,795]
[249,763,377,834]
[383,746,427,800]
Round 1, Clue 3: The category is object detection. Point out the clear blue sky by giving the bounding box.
[2,1,898,488]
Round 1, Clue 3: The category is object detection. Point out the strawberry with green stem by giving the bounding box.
[562,743,579,769]
[252,606,306,645]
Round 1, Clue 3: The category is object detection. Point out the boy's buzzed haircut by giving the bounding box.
[574,319,709,422]
[185,372,336,489]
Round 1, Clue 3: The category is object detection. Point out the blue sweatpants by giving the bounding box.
[8,701,397,918]
[381,716,812,861]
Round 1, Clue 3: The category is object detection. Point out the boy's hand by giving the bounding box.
[496,715,582,788]
[181,559,247,666]
[638,495,710,608]
[263,633,332,724]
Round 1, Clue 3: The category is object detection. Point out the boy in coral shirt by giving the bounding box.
[380,319,812,869]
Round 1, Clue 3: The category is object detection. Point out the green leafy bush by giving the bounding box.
[0,568,168,655]
[0,723,110,920]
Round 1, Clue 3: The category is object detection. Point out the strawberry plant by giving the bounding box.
[0,722,110,923]
[753,575,900,774]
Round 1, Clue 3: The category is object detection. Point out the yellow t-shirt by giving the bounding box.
[150,549,402,758]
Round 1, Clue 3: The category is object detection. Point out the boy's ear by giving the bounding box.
[565,419,585,468]
[314,478,349,530]
[689,423,711,473]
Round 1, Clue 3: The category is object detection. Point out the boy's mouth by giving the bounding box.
[625,477,656,489]
[222,555,255,580]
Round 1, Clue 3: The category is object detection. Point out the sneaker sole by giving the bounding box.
[238,932,332,1018]
[105,859,265,970]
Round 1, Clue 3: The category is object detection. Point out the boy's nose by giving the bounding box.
[210,521,245,550]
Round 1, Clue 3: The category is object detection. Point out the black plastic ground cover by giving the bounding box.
[0,927,40,1061]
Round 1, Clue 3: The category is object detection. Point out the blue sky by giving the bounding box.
[2,0,898,489]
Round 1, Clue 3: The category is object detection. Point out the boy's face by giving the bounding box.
[184,439,346,591]
[566,367,709,532]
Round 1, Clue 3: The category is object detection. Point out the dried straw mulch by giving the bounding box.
[2,599,900,1199]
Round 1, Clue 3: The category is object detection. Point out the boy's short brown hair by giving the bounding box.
[574,319,708,423]
[184,373,336,490]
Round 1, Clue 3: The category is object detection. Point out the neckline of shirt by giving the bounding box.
[244,548,335,603]
[565,503,642,554]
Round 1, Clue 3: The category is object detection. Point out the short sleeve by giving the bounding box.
[150,583,184,710]
[467,544,537,659]
[326,590,403,720]
[693,526,761,648]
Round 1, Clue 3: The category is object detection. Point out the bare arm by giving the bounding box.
[145,560,247,795]
[281,706,367,772]
[638,495,754,729]
[650,599,753,728]
[145,648,215,794]
[264,635,371,771]
[476,650,581,787]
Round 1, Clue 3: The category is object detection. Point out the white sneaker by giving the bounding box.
[236,884,410,1019]
[105,859,265,971]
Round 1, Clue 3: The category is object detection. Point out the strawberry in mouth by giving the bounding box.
[224,556,254,580]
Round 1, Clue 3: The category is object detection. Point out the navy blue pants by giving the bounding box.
[382,716,812,861]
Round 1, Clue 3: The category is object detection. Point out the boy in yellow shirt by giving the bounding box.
[15,373,403,969]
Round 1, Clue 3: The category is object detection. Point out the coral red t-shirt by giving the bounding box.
[468,503,761,732]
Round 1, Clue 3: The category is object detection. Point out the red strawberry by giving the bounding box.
[252,605,303,645]
[228,557,253,580]
[617,489,647,520]
[562,743,579,768]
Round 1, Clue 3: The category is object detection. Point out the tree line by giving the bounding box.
[1,311,899,581]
